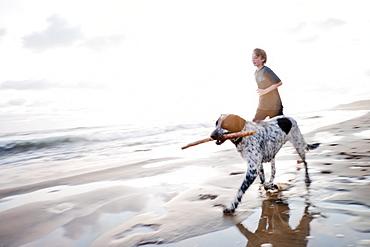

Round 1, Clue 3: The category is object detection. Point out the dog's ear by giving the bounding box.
[221,114,246,133]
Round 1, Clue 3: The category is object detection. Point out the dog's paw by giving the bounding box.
[223,207,235,215]
[264,183,279,191]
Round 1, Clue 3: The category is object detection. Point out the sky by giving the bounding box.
[0,0,369,133]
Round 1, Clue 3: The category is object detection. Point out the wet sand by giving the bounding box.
[1,100,370,246]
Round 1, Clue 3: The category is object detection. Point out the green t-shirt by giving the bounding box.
[254,66,283,110]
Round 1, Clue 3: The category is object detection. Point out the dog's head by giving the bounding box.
[210,114,246,145]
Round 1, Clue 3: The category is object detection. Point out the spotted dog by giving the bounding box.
[210,114,320,214]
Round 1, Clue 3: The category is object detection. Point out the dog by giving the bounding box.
[210,114,320,214]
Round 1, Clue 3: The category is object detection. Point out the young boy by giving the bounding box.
[252,48,283,122]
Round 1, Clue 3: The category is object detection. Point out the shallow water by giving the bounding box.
[142,168,370,247]
[5,153,368,247]
[1,109,370,246]
[144,202,370,247]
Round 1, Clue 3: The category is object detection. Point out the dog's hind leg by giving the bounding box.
[288,125,313,184]
[303,161,311,184]
[296,151,311,184]
[224,164,259,214]
[299,153,311,184]
[292,144,311,184]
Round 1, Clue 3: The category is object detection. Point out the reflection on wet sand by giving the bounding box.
[237,198,313,247]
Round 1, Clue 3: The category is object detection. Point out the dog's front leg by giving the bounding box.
[263,158,279,190]
[259,165,265,184]
[224,164,259,214]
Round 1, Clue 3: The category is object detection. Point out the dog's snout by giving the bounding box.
[211,128,228,145]
[210,129,222,140]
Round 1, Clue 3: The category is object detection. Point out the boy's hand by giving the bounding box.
[256,88,268,96]
[256,82,282,96]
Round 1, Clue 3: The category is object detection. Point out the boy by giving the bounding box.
[252,48,283,122]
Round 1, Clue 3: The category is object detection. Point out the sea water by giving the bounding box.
[0,107,367,189]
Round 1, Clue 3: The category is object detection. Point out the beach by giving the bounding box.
[1,0,370,246]
[1,100,370,247]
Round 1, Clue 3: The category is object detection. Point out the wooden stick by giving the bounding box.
[220,131,256,140]
[181,131,255,150]
[181,137,213,150]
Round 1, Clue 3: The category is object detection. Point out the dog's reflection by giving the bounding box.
[237,198,313,247]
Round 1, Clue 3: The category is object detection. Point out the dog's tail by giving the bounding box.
[306,143,320,151]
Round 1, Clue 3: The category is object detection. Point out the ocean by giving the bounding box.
[0,120,211,179]
[1,102,369,247]
[0,107,368,186]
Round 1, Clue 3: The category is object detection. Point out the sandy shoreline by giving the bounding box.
[1,100,370,246]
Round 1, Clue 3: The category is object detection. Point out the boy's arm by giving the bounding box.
[256,81,282,96]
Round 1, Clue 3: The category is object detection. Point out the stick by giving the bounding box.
[181,131,255,150]
[181,137,213,150]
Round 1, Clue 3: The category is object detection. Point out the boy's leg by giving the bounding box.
[268,107,284,119]
[253,107,284,122]
[277,107,284,116]
[253,108,269,122]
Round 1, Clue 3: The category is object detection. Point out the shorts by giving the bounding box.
[253,107,284,122]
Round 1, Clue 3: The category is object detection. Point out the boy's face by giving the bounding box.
[252,53,265,67]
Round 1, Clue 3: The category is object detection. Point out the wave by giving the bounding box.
[0,122,212,157]
[0,136,88,156]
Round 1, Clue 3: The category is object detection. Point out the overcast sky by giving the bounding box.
[0,0,369,132]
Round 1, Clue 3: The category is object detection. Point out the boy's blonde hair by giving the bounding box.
[253,48,267,64]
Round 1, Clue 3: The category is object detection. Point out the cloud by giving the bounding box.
[28,101,52,107]
[0,80,56,90]
[0,79,105,91]
[0,28,5,39]
[288,18,346,43]
[286,22,308,35]
[298,35,319,43]
[315,17,346,31]
[81,34,126,51]
[23,15,83,52]
[8,98,27,106]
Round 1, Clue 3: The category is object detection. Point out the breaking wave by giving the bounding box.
[0,122,212,158]
[0,136,87,155]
